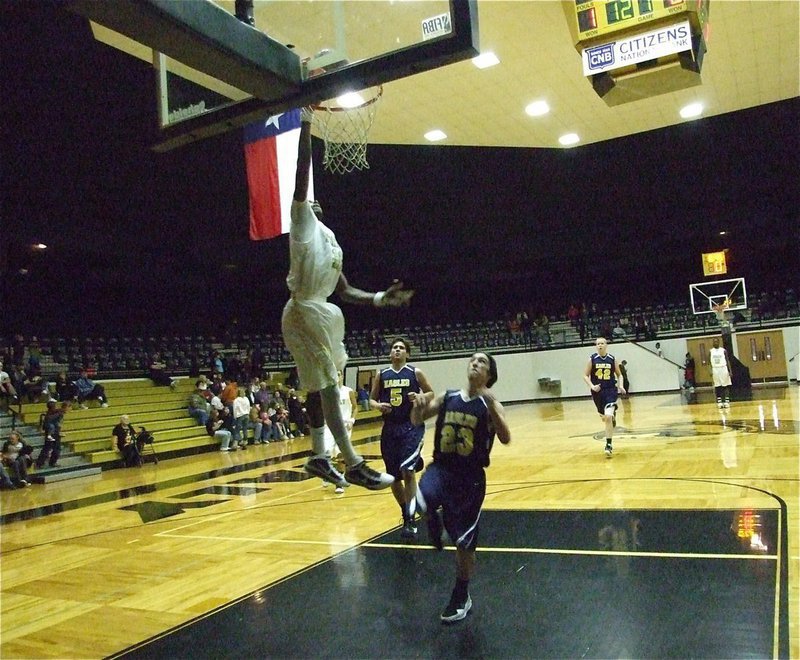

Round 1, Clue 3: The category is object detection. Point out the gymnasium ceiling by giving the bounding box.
[90,1,798,149]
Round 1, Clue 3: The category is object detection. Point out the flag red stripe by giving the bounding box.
[245,137,281,240]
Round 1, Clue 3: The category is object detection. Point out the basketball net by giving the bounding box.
[311,85,383,174]
[712,300,732,331]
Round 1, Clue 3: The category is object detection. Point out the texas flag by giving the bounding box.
[243,109,313,240]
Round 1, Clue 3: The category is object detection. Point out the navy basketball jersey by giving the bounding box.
[433,389,495,473]
[377,364,420,424]
[590,353,617,389]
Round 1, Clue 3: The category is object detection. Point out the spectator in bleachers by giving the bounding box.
[248,346,264,380]
[74,369,109,409]
[211,351,224,376]
[232,387,251,449]
[36,400,67,468]
[270,388,286,411]
[2,430,33,487]
[533,311,550,347]
[188,380,211,426]
[0,361,19,404]
[633,316,647,340]
[22,364,48,402]
[207,406,235,451]
[209,372,224,397]
[54,371,78,404]
[287,388,308,437]
[148,352,176,389]
[612,320,626,340]
[254,381,271,407]
[112,414,141,468]
[0,462,15,489]
[9,365,27,401]
[220,379,238,407]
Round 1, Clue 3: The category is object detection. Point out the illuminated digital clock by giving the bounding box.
[574,0,690,40]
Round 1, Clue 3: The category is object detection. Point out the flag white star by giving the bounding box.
[265,113,284,129]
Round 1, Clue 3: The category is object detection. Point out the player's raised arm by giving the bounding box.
[409,368,435,407]
[481,389,511,445]
[336,274,414,307]
[411,390,443,426]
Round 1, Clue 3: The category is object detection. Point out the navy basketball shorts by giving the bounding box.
[380,421,424,478]
[419,462,486,551]
[592,387,618,416]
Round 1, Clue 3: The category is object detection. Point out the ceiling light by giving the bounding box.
[525,100,550,117]
[719,230,728,236]
[336,92,365,108]
[472,52,499,69]
[558,133,580,146]
[680,102,703,118]
[424,129,447,142]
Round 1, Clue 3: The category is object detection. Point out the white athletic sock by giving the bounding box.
[320,384,361,467]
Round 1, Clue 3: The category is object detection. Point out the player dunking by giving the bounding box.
[282,108,412,490]
[370,337,434,538]
[583,337,626,457]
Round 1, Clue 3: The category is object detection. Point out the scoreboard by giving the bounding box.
[574,0,708,42]
[568,0,710,105]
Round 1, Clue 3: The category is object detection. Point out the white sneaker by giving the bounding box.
[334,486,345,494]
[101,402,109,408]
[80,404,88,410]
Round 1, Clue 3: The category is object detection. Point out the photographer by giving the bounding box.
[112,414,140,467]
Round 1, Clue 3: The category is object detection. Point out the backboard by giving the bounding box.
[689,277,748,315]
[68,0,479,151]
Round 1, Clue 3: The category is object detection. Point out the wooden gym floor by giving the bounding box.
[1,385,797,658]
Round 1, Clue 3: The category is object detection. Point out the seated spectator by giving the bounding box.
[209,372,224,396]
[148,352,176,389]
[54,371,78,403]
[74,369,109,409]
[254,406,275,444]
[10,365,27,401]
[254,381,271,407]
[0,462,15,489]
[2,430,33,487]
[206,407,233,451]
[270,388,286,411]
[286,387,310,437]
[0,362,19,404]
[36,400,68,468]
[23,365,49,402]
[112,414,140,468]
[271,405,290,441]
[612,321,626,339]
[188,380,211,426]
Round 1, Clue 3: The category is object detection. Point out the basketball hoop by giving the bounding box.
[310,85,383,174]
[712,300,732,329]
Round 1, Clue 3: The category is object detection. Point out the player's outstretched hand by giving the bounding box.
[382,280,414,307]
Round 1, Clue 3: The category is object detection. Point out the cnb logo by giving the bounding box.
[587,43,615,70]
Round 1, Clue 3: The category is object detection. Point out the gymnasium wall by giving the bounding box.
[350,324,800,401]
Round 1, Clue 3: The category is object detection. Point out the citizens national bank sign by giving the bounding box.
[582,20,691,75]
